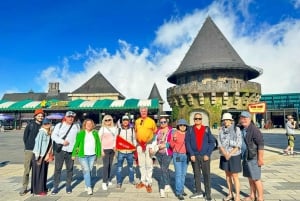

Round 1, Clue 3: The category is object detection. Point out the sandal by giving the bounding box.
[223,195,234,201]
[242,197,255,201]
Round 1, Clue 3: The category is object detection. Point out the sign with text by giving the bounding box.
[248,102,266,113]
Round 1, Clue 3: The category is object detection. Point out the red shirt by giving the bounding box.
[194,125,205,151]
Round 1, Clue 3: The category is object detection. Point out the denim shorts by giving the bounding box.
[242,158,261,180]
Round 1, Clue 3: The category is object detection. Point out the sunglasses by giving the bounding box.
[140,119,144,126]
[160,121,167,124]
[194,118,202,121]
[105,119,112,122]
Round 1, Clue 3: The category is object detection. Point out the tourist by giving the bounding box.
[19,108,44,196]
[72,119,101,195]
[31,118,52,196]
[51,111,80,194]
[153,117,173,198]
[116,115,137,188]
[135,107,157,193]
[98,114,117,190]
[218,113,242,201]
[185,113,215,201]
[169,119,189,200]
[240,111,264,201]
[283,115,296,155]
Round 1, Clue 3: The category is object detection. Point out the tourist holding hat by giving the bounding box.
[31,118,52,196]
[19,108,44,196]
[218,113,242,201]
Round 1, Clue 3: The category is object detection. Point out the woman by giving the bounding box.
[98,115,117,190]
[154,117,173,198]
[31,118,52,196]
[218,113,242,201]
[169,119,189,201]
[72,119,101,195]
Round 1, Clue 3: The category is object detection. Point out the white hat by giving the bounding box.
[222,113,233,120]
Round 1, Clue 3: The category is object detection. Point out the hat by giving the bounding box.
[122,115,130,121]
[176,119,188,127]
[240,111,251,118]
[42,118,51,125]
[222,113,233,120]
[65,111,76,117]
[287,115,294,119]
[34,109,44,116]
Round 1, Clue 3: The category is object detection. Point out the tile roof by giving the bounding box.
[148,83,163,101]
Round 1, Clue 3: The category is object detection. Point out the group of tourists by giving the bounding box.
[19,107,266,201]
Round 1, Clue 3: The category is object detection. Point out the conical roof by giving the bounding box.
[72,71,125,99]
[167,16,260,84]
[148,83,163,101]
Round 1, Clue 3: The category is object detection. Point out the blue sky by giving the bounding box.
[1,0,300,109]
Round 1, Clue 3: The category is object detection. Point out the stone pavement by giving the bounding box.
[0,129,299,201]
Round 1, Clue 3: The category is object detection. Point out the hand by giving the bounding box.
[71,157,75,160]
[257,159,264,166]
[225,152,231,160]
[63,140,70,146]
[36,158,42,165]
[190,155,195,162]
[203,155,209,161]
[102,151,105,157]
[149,148,154,155]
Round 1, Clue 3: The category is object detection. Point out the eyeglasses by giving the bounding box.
[160,121,167,124]
[140,119,144,125]
[194,118,202,121]
[105,119,112,122]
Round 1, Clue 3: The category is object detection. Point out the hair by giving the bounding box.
[139,107,148,112]
[194,112,202,118]
[82,118,95,130]
[101,115,114,127]
[176,124,187,130]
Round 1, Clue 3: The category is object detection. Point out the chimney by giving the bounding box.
[48,82,60,96]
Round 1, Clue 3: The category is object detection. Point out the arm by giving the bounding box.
[51,123,64,144]
[185,127,194,157]
[23,123,31,145]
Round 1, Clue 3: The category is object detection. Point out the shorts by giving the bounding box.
[288,135,295,147]
[242,158,261,180]
[219,154,242,173]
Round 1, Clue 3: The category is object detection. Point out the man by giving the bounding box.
[135,107,157,193]
[284,115,296,155]
[240,111,264,201]
[20,108,44,196]
[185,113,215,201]
[116,115,137,188]
[51,111,80,194]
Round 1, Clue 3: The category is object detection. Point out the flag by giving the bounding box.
[116,135,136,151]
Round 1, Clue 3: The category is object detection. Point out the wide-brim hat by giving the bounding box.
[222,113,233,120]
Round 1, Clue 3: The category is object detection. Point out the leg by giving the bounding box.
[191,155,203,194]
[53,151,64,189]
[102,150,110,183]
[107,149,115,182]
[79,157,92,188]
[137,145,146,184]
[145,144,153,185]
[65,152,74,188]
[21,150,33,192]
[225,171,234,199]
[254,179,264,201]
[232,172,241,200]
[116,152,125,184]
[126,153,135,183]
[160,154,172,189]
[201,156,212,200]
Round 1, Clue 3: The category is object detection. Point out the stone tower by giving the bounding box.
[167,17,262,127]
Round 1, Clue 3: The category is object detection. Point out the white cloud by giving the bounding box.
[39,0,300,111]
[292,0,300,9]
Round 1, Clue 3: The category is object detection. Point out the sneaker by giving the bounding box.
[130,181,136,185]
[51,188,58,195]
[146,184,152,193]
[108,181,113,186]
[116,184,122,189]
[160,189,165,198]
[66,186,72,194]
[84,186,88,192]
[164,185,171,193]
[19,189,28,196]
[102,183,108,191]
[190,192,203,199]
[87,187,93,195]
[182,192,187,196]
[177,194,185,200]
[136,182,145,189]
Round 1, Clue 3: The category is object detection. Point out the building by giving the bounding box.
[167,17,263,127]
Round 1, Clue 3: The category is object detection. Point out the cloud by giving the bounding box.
[39,0,300,111]
[292,0,300,9]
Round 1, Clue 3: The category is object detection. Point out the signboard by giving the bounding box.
[248,102,266,113]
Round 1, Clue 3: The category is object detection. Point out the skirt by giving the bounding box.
[219,154,242,173]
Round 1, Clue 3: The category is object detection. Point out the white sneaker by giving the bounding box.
[164,185,171,193]
[87,187,93,195]
[108,181,113,186]
[160,189,165,198]
[84,186,88,191]
[102,183,108,190]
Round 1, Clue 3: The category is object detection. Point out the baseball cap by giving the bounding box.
[42,118,51,125]
[240,111,251,118]
[65,111,76,117]
[122,115,130,121]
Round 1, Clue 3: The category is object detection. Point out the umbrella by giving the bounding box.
[46,113,65,120]
[0,114,14,120]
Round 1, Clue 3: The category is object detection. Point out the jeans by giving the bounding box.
[116,152,134,184]
[156,152,172,189]
[102,149,115,183]
[191,155,211,199]
[173,153,188,195]
[78,155,96,188]
[53,151,74,189]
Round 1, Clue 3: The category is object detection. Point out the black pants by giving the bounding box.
[53,151,74,189]
[31,154,49,194]
[191,155,211,199]
[102,149,115,183]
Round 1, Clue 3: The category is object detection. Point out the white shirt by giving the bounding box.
[84,130,96,155]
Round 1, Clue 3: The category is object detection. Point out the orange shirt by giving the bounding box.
[135,117,157,144]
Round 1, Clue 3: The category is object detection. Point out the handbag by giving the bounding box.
[53,123,74,153]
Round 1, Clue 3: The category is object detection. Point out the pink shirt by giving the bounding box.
[99,127,117,150]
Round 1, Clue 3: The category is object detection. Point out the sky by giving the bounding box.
[1,0,300,110]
